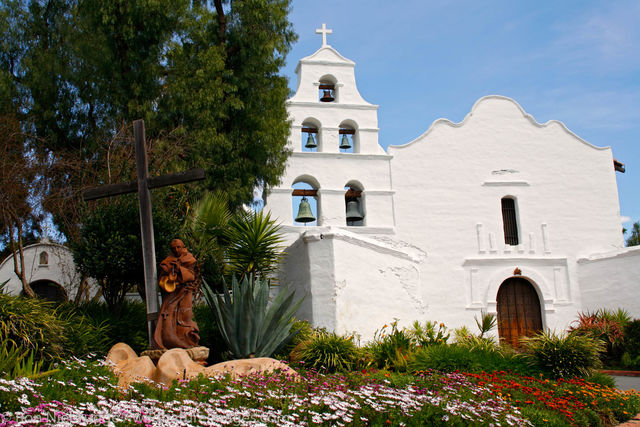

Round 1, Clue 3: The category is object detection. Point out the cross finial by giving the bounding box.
[315,23,332,47]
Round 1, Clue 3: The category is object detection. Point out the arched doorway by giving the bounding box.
[496,277,542,347]
[26,280,68,302]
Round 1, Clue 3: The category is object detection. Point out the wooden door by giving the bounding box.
[497,278,542,348]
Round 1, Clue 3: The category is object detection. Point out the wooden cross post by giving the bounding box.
[83,120,205,347]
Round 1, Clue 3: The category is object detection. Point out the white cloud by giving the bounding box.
[621,216,632,224]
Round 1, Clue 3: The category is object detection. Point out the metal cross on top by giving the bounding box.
[82,120,205,347]
[316,23,332,47]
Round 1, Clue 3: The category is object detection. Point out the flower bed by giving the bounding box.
[0,357,638,426]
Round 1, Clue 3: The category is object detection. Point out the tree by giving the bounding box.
[3,0,297,246]
[626,221,640,247]
[0,114,41,298]
[72,196,180,311]
[182,191,284,288]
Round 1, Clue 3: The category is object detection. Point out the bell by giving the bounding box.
[305,133,317,149]
[340,133,351,150]
[295,196,316,223]
[345,200,363,222]
[320,89,334,102]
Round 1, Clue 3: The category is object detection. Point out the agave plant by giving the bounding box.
[202,275,302,359]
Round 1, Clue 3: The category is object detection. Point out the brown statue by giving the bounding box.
[153,239,200,350]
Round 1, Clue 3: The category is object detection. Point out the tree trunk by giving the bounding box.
[5,215,36,298]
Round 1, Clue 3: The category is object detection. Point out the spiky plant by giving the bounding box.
[475,311,497,338]
[202,275,302,359]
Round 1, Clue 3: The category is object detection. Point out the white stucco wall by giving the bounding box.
[577,247,640,317]
[387,96,624,329]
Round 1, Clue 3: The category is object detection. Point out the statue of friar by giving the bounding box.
[153,239,200,349]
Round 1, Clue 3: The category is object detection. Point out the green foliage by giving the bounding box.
[0,289,66,363]
[585,372,616,388]
[0,290,110,364]
[4,1,297,243]
[625,221,640,246]
[408,320,450,347]
[474,311,497,338]
[297,331,359,372]
[569,309,628,364]
[522,330,605,378]
[368,320,414,371]
[202,275,302,359]
[72,196,179,311]
[192,303,228,364]
[69,300,148,355]
[225,210,285,279]
[183,192,285,289]
[622,319,640,369]
[409,343,532,374]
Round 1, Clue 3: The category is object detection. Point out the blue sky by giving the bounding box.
[283,1,640,231]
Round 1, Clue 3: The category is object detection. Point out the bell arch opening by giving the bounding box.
[344,181,365,226]
[292,177,320,226]
[318,74,337,103]
[301,118,321,152]
[496,277,542,348]
[339,119,358,153]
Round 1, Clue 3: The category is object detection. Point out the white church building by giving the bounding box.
[265,25,640,344]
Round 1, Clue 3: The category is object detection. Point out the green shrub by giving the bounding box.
[408,320,450,346]
[0,291,67,363]
[202,275,303,359]
[193,303,227,364]
[274,319,314,361]
[585,372,616,388]
[624,320,640,360]
[569,309,627,364]
[408,343,532,374]
[368,320,414,371]
[71,299,148,354]
[298,331,359,372]
[522,330,605,378]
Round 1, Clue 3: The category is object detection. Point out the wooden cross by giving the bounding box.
[316,23,332,47]
[83,120,205,347]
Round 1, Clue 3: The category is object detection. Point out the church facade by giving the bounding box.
[264,26,640,342]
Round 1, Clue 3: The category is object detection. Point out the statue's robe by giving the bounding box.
[153,251,200,349]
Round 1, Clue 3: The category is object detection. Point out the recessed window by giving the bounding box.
[501,197,519,245]
[39,251,49,266]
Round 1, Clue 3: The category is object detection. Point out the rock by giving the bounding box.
[105,342,138,365]
[106,343,155,388]
[105,343,299,387]
[205,357,300,380]
[153,348,206,385]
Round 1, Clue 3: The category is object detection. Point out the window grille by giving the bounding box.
[501,198,519,245]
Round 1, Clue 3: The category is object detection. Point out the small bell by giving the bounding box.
[340,133,351,150]
[305,133,317,149]
[345,199,363,222]
[320,89,335,102]
[295,196,316,223]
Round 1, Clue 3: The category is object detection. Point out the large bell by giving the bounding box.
[320,89,334,102]
[295,196,316,223]
[345,199,364,222]
[339,133,352,150]
[305,132,317,149]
